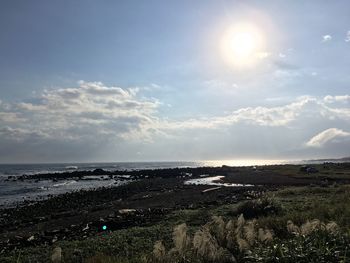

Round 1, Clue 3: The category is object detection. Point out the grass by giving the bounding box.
[246,231,350,263]
[266,163,350,179]
[1,225,172,263]
[2,185,350,262]
[146,214,345,262]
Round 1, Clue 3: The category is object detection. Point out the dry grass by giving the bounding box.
[287,219,339,236]
[148,213,342,263]
[149,214,274,262]
[172,223,191,255]
[193,226,223,261]
[208,216,226,246]
[51,247,62,263]
[152,241,166,262]
[65,213,343,263]
[258,228,273,244]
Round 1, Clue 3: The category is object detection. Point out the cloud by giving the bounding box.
[0,126,49,141]
[346,31,350,42]
[2,88,350,140]
[306,128,350,148]
[322,35,332,42]
[1,81,350,161]
[0,100,25,123]
[0,112,23,123]
[0,81,161,142]
[324,95,350,104]
[225,97,313,126]
[162,96,340,130]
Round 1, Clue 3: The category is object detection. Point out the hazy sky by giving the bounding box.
[0,0,350,163]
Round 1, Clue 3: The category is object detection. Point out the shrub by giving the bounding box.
[236,197,282,219]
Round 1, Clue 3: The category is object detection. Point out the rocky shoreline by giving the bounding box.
[1,163,349,254]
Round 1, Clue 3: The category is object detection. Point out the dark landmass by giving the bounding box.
[1,162,350,258]
[6,166,227,181]
[7,161,350,183]
[303,156,350,163]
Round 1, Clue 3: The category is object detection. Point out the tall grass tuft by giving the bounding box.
[326,221,339,234]
[193,226,221,260]
[287,219,339,236]
[208,216,226,246]
[258,228,274,243]
[51,247,62,263]
[225,219,236,251]
[172,223,191,255]
[243,220,257,246]
[147,215,342,262]
[287,220,300,235]
[236,237,250,252]
[152,241,166,262]
[236,214,245,237]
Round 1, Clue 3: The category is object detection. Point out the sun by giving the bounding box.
[221,23,264,67]
[230,31,257,58]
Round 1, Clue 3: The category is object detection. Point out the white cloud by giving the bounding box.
[0,112,23,123]
[322,35,332,42]
[1,81,350,161]
[306,128,350,148]
[0,126,49,141]
[0,81,161,142]
[324,95,350,103]
[159,95,350,135]
[0,101,25,123]
[345,31,350,42]
[162,96,320,130]
[3,88,349,141]
[322,95,350,120]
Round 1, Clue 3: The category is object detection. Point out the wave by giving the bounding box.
[52,180,77,187]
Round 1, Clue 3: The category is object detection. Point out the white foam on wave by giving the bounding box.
[65,166,78,170]
[53,180,77,187]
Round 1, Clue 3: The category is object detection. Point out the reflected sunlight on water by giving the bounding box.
[202,159,297,167]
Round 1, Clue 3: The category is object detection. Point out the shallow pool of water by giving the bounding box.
[184,175,253,187]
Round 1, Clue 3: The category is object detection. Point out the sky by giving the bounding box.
[0,0,350,163]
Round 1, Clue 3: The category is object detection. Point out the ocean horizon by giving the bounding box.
[0,160,291,207]
[0,159,304,179]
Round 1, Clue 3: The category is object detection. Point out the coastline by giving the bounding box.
[1,162,350,256]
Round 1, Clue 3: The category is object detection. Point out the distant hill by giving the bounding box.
[303,156,350,163]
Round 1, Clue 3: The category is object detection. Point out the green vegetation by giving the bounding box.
[2,185,350,262]
[267,163,350,179]
[146,216,343,263]
[235,197,282,219]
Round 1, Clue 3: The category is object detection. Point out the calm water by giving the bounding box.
[0,160,289,208]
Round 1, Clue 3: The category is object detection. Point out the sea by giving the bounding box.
[0,160,290,208]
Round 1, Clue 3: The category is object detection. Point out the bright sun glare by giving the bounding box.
[221,23,264,67]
